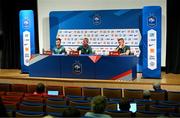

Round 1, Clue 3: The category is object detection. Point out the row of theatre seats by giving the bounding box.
[0,83,180,117]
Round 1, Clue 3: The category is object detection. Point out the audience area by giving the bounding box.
[0,83,180,117]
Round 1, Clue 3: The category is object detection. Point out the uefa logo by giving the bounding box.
[148,16,157,28]
[72,61,82,74]
[93,14,101,25]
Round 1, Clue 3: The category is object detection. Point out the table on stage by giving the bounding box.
[29,55,137,80]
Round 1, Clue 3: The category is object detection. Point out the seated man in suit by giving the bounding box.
[52,38,67,54]
[77,38,93,54]
[115,38,130,55]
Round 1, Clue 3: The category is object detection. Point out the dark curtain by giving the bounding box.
[1,0,38,69]
[166,0,180,73]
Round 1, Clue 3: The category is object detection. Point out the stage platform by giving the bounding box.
[0,69,180,92]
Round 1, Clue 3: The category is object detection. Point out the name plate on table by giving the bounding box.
[43,51,52,55]
[109,51,120,56]
[69,51,79,56]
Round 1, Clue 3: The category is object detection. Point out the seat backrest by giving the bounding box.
[46,98,66,106]
[0,83,11,92]
[19,103,44,112]
[16,111,44,117]
[150,91,166,100]
[64,86,82,96]
[83,87,101,97]
[105,111,132,117]
[22,97,44,103]
[103,88,122,99]
[168,91,180,102]
[6,92,24,97]
[46,105,68,113]
[124,89,143,99]
[136,111,164,117]
[69,100,90,107]
[3,101,18,110]
[1,96,22,102]
[11,84,27,92]
[0,91,5,96]
[149,105,176,113]
[106,103,117,111]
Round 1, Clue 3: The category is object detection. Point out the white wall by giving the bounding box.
[37,0,166,66]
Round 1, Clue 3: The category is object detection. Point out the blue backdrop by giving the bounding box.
[49,8,161,78]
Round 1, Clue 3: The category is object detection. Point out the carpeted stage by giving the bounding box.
[0,69,180,92]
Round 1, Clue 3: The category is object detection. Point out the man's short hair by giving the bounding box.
[117,38,124,41]
[83,38,89,43]
[153,82,161,90]
[91,96,107,113]
[56,38,61,41]
[36,83,45,94]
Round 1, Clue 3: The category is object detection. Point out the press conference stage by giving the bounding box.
[0,69,180,92]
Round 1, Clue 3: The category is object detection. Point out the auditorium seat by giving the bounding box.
[158,100,180,106]
[0,83,11,92]
[168,91,180,102]
[150,90,166,101]
[22,97,44,103]
[0,91,5,96]
[3,101,18,111]
[135,99,157,104]
[46,112,62,117]
[106,102,118,111]
[149,105,176,113]
[83,87,101,97]
[19,102,44,112]
[158,100,180,113]
[169,113,180,117]
[6,92,24,97]
[124,89,143,99]
[1,96,22,102]
[46,97,66,106]
[103,88,122,99]
[75,106,91,116]
[69,100,90,107]
[136,111,165,117]
[135,100,156,111]
[66,95,86,101]
[46,104,69,113]
[15,110,45,117]
[11,84,27,92]
[64,86,82,96]
[137,104,146,111]
[105,110,132,117]
[6,110,14,117]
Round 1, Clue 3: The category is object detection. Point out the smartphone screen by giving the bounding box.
[48,90,59,96]
[116,102,137,113]
[130,103,137,113]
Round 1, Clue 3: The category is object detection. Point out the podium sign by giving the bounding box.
[142,6,161,78]
[19,10,35,73]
